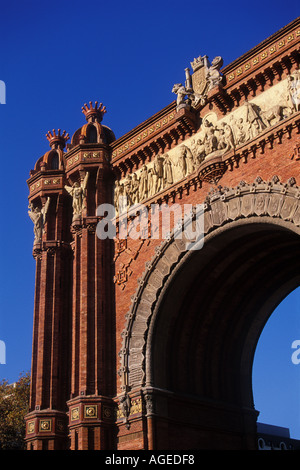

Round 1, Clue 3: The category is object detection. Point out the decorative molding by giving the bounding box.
[224,23,300,86]
[39,419,52,432]
[84,405,98,419]
[116,397,142,421]
[112,109,177,160]
[114,239,151,290]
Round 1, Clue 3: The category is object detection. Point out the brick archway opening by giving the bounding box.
[144,218,300,449]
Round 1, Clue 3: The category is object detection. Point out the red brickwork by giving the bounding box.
[25,19,300,450]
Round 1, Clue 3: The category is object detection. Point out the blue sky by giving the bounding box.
[0,0,299,440]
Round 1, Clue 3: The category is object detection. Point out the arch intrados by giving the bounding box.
[145,217,300,404]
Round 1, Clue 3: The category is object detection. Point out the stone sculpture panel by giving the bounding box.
[114,70,300,213]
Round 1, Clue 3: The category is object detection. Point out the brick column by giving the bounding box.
[67,150,116,449]
[25,194,72,450]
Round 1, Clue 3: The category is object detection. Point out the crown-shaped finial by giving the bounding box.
[46,129,70,149]
[82,101,107,122]
[190,56,205,72]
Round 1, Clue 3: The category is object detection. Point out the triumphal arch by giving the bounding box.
[25,18,300,450]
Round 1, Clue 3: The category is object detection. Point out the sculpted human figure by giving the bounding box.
[65,171,89,220]
[196,139,206,164]
[177,146,187,178]
[124,174,133,206]
[118,183,127,214]
[28,197,50,242]
[130,173,139,204]
[139,165,148,201]
[218,122,235,153]
[163,154,173,188]
[287,71,300,112]
[119,394,131,422]
[202,120,218,156]
[206,56,223,90]
[180,144,195,175]
[153,154,164,193]
[217,126,227,150]
[190,139,198,158]
[148,167,156,197]
[230,115,249,145]
[244,99,266,138]
[172,83,193,109]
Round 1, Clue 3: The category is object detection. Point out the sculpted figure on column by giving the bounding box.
[28,197,50,242]
[65,171,89,221]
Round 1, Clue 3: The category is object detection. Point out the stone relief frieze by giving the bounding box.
[114,70,300,215]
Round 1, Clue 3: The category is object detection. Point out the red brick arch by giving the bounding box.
[118,176,300,448]
[120,176,300,393]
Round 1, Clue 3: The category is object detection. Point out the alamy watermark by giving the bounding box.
[0,340,6,364]
[291,340,300,365]
[0,80,6,104]
[96,198,205,251]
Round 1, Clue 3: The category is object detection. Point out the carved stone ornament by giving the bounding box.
[172,54,224,111]
[118,393,131,425]
[28,197,50,242]
[65,171,89,222]
[84,405,97,419]
[287,69,300,112]
[39,419,52,432]
[116,73,299,210]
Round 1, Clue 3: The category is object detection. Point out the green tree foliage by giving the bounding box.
[0,372,30,449]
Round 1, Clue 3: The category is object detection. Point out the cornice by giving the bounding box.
[27,170,65,199]
[112,105,198,177]
[222,17,300,80]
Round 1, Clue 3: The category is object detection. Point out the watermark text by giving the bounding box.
[0,80,6,104]
[0,340,6,364]
[291,340,300,365]
[96,200,204,251]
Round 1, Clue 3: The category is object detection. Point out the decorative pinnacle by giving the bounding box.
[46,129,70,149]
[82,101,107,122]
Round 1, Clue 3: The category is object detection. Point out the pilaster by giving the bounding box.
[65,102,116,449]
[25,131,72,450]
